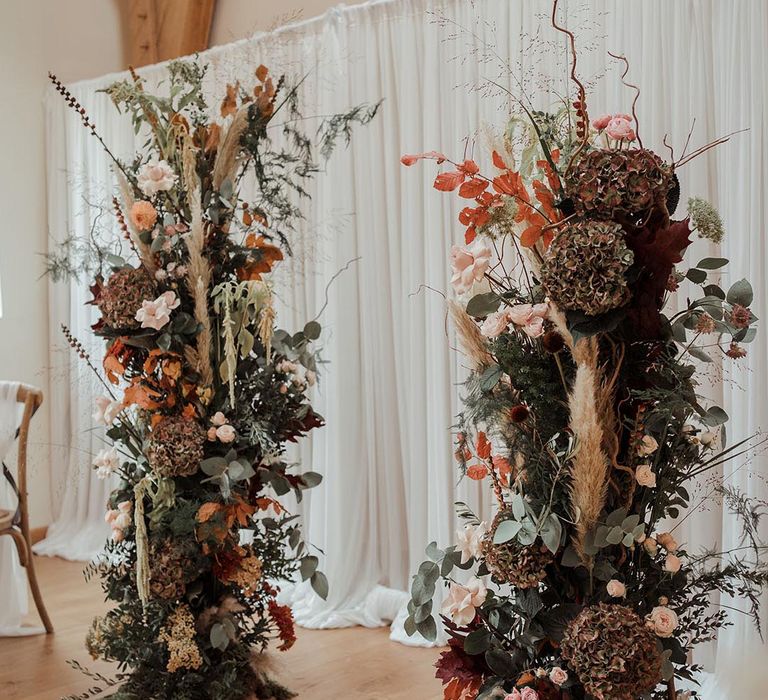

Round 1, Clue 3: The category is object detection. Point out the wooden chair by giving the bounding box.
[0,383,53,633]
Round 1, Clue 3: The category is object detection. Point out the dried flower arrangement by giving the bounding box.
[401,3,767,699]
[49,60,378,700]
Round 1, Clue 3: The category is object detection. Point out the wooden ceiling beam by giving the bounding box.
[121,0,216,69]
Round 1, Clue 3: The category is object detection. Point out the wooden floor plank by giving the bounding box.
[0,556,441,699]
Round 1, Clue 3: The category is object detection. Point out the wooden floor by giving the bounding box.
[0,556,441,700]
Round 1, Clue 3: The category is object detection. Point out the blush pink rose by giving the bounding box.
[606,116,636,141]
[216,424,236,443]
[520,689,539,700]
[549,667,568,686]
[664,554,682,573]
[440,580,487,626]
[606,579,627,598]
[480,311,510,338]
[635,464,657,488]
[657,532,679,553]
[211,411,228,427]
[503,692,522,700]
[591,114,612,130]
[137,159,177,196]
[648,605,679,638]
[507,303,549,338]
[450,241,491,294]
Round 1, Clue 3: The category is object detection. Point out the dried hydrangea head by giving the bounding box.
[158,604,203,673]
[482,510,554,588]
[540,220,634,316]
[561,603,662,700]
[149,536,206,600]
[147,415,206,477]
[97,266,156,329]
[687,196,724,243]
[566,148,673,222]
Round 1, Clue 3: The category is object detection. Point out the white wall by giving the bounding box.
[0,1,356,527]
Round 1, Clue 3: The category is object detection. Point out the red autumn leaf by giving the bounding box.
[476,431,492,460]
[520,224,544,248]
[434,170,466,191]
[401,151,448,166]
[492,150,508,170]
[458,159,480,176]
[467,464,489,480]
[458,178,489,199]
[464,228,477,244]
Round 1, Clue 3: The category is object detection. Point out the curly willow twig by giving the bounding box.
[608,52,643,149]
[551,0,590,178]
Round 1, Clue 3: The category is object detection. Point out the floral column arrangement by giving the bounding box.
[49,60,378,699]
[401,4,766,699]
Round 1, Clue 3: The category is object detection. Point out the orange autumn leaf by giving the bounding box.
[237,235,284,281]
[516,672,536,687]
[104,355,125,384]
[476,431,492,460]
[221,82,239,118]
[255,64,269,82]
[204,123,221,152]
[458,178,489,199]
[467,464,489,480]
[123,382,163,410]
[197,502,224,523]
[492,150,508,170]
[182,403,197,419]
[255,497,284,515]
[150,413,164,429]
[492,455,512,486]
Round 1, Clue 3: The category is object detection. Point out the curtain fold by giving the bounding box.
[40,0,766,672]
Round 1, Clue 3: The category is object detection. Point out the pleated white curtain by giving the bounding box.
[39,0,766,676]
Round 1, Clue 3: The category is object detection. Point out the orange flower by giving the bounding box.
[130,200,158,232]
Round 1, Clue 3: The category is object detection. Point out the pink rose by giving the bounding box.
[113,512,131,530]
[507,302,549,339]
[216,424,236,443]
[111,529,125,542]
[117,501,133,514]
[606,579,627,598]
[211,411,228,427]
[207,427,218,441]
[105,509,118,524]
[636,434,658,456]
[549,667,568,686]
[480,311,510,338]
[135,291,180,331]
[648,605,679,638]
[614,113,633,121]
[644,537,659,556]
[605,116,636,141]
[520,689,539,700]
[450,240,491,295]
[635,464,657,488]
[591,114,612,131]
[664,554,682,573]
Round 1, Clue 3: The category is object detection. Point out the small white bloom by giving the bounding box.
[455,521,488,564]
[93,396,122,426]
[93,447,120,479]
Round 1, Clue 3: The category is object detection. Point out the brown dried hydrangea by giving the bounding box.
[158,605,203,673]
[561,603,662,700]
[149,537,205,600]
[482,510,554,588]
[541,220,634,316]
[97,266,156,329]
[147,415,206,477]
[566,148,672,222]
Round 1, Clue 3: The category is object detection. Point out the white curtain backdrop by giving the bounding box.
[38,0,766,683]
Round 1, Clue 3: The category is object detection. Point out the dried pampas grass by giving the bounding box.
[213,107,249,191]
[115,168,156,273]
[568,336,610,562]
[449,301,493,370]
[183,142,214,387]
